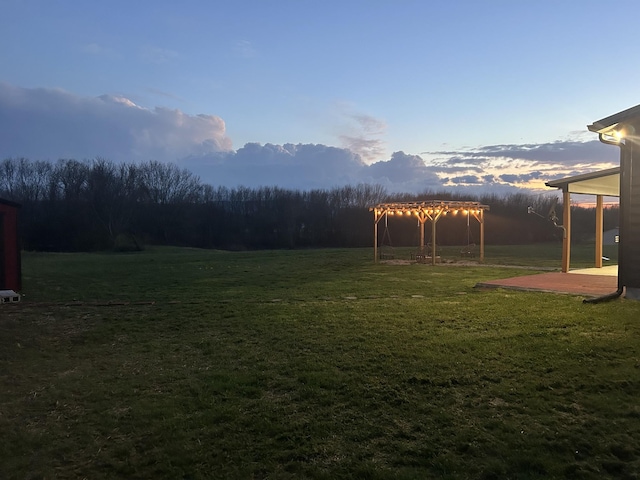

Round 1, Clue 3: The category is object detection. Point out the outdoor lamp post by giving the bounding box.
[588,104,640,300]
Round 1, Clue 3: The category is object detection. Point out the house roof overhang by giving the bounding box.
[545,167,620,197]
[588,103,640,140]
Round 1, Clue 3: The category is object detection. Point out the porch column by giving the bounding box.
[561,190,571,273]
[595,195,603,268]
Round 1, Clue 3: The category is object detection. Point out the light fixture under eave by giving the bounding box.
[602,126,627,144]
[588,119,636,145]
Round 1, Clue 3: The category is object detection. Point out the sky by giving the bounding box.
[1,0,639,197]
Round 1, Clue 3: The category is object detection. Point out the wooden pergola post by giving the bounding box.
[416,212,427,250]
[469,209,486,262]
[429,210,444,265]
[373,208,380,263]
[479,209,485,262]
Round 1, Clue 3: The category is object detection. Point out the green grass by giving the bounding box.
[1,245,638,479]
[390,242,619,269]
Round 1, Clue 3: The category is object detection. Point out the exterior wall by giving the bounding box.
[620,140,640,292]
[0,199,21,291]
[603,228,619,246]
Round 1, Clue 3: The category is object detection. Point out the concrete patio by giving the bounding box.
[475,265,618,298]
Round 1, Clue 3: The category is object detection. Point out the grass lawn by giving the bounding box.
[1,244,639,479]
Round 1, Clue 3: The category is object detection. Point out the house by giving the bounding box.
[547,103,640,300]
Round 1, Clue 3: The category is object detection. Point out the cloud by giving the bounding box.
[482,174,497,183]
[450,175,482,185]
[498,171,544,184]
[429,140,616,169]
[0,82,620,197]
[336,108,387,164]
[339,135,385,164]
[365,151,440,189]
[185,143,366,190]
[0,83,232,162]
[421,139,620,194]
[432,164,484,174]
[188,148,463,195]
[193,136,615,194]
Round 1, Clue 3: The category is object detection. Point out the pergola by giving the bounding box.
[370,200,490,264]
[546,167,619,273]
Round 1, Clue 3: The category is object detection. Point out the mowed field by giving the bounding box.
[1,244,639,479]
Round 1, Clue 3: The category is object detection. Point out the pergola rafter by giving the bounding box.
[370,200,490,264]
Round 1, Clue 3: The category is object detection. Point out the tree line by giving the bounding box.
[0,157,619,252]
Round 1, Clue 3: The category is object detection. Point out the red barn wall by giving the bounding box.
[0,199,21,291]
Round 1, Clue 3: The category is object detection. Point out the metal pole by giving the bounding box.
[480,210,485,262]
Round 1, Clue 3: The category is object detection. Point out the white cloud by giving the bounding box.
[423,140,619,193]
[335,107,387,164]
[0,82,619,197]
[0,83,232,162]
[428,140,616,170]
[185,143,366,190]
[364,151,442,192]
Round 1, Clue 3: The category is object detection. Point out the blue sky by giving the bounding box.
[1,0,638,195]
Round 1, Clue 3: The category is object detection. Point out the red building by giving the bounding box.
[0,198,21,291]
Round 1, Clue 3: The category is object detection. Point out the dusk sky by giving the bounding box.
[1,0,638,196]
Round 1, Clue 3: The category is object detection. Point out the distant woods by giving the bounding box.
[1,157,619,252]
